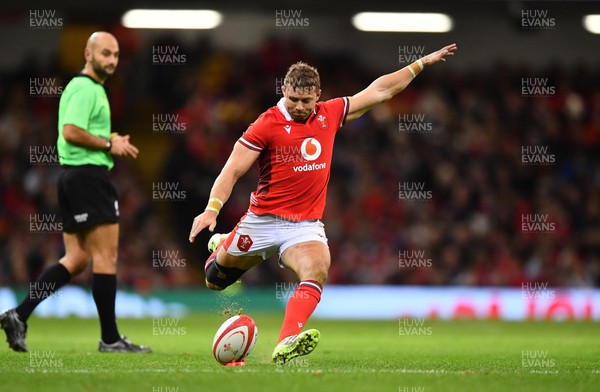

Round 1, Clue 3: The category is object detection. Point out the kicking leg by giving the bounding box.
[272,241,330,364]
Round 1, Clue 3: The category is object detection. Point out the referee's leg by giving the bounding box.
[84,223,151,352]
[18,232,91,318]
[86,223,121,344]
[60,231,92,275]
[3,233,90,352]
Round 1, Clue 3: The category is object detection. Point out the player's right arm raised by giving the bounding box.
[189,143,260,242]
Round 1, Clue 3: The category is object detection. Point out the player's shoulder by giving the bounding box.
[248,104,281,129]
[262,104,283,121]
[316,96,348,109]
[315,97,349,117]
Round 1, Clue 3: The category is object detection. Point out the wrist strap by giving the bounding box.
[407,59,424,79]
[205,197,224,215]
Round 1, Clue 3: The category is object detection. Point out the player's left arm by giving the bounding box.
[346,43,457,122]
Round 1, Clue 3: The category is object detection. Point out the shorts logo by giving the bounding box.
[74,213,88,223]
[300,138,322,161]
[237,234,253,252]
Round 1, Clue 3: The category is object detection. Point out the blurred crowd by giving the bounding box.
[1,32,599,290]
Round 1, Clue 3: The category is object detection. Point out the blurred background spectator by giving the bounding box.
[1,8,599,291]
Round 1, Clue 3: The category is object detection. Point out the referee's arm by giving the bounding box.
[63,124,139,158]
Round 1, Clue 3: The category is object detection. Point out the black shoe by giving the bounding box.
[98,336,152,353]
[0,309,29,352]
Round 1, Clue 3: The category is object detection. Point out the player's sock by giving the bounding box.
[15,263,71,322]
[278,280,322,343]
[92,273,120,344]
[204,236,227,272]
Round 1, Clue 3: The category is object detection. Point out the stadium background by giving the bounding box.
[0,1,599,320]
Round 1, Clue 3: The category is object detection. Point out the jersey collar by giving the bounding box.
[75,72,102,85]
[276,97,317,123]
[276,97,293,121]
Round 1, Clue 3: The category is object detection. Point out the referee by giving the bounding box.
[1,32,150,353]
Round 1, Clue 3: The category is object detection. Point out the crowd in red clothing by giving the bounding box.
[1,35,598,289]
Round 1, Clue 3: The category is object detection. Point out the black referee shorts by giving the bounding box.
[57,165,119,233]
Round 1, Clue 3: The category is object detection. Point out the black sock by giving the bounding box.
[16,263,71,322]
[92,273,120,344]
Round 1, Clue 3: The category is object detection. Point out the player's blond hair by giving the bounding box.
[284,62,320,92]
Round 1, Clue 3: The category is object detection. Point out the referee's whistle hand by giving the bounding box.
[111,135,139,158]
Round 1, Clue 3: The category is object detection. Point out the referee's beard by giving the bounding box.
[91,57,116,81]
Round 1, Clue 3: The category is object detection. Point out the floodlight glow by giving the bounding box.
[352,12,453,32]
[583,15,600,34]
[122,9,222,29]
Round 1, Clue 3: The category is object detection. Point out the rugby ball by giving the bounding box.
[212,315,258,365]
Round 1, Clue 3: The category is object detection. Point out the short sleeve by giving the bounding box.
[322,97,350,129]
[62,85,95,131]
[238,112,270,152]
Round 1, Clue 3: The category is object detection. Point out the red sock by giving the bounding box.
[205,249,219,272]
[278,280,322,343]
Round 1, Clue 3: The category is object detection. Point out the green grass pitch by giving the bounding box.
[0,314,597,392]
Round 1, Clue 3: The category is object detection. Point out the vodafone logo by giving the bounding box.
[300,138,322,161]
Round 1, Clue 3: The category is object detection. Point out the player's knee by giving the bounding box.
[313,269,328,285]
[299,263,329,285]
[91,251,118,274]
[205,258,246,290]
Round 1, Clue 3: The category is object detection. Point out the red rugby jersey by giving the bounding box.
[238,97,349,221]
